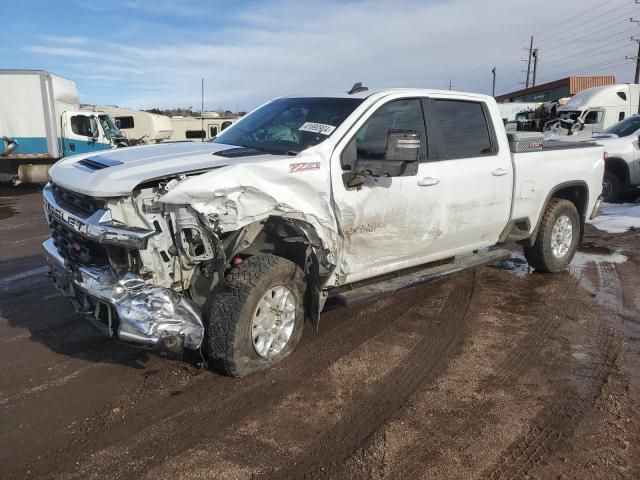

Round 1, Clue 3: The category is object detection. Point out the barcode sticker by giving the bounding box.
[298,122,336,136]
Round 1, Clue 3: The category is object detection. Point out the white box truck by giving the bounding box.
[0,70,127,183]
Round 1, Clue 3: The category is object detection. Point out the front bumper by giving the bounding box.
[43,238,204,353]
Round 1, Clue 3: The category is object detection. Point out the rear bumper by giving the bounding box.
[43,238,204,353]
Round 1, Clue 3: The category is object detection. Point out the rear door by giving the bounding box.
[419,97,513,253]
[61,112,107,155]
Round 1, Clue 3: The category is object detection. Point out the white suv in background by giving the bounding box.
[592,115,640,201]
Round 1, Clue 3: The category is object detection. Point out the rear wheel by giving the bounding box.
[205,254,305,377]
[602,171,622,203]
[524,198,580,273]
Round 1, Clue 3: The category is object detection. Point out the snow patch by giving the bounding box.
[587,202,640,233]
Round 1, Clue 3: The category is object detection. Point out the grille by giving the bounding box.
[50,218,110,267]
[51,183,105,217]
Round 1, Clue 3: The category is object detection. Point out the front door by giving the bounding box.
[61,112,108,155]
[331,97,444,283]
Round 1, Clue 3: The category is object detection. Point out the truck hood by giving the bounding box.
[48,142,290,197]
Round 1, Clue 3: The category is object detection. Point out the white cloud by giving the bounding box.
[22,0,637,109]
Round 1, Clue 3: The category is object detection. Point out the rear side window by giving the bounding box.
[432,100,493,159]
[185,130,206,139]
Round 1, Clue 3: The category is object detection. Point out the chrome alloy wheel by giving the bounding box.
[251,286,296,358]
[551,215,573,258]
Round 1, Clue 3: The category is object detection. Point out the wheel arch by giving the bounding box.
[605,157,630,186]
[522,181,589,248]
[225,216,335,325]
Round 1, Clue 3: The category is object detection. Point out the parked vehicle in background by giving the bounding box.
[544,84,640,138]
[588,114,640,201]
[168,115,238,141]
[42,87,604,377]
[85,106,173,145]
[0,70,127,184]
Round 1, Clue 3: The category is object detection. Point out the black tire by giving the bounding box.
[205,254,305,377]
[523,198,580,273]
[602,171,622,203]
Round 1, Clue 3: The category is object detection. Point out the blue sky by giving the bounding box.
[1,0,636,111]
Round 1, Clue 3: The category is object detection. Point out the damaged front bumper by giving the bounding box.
[43,238,204,353]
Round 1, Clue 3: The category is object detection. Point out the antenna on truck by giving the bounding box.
[348,82,368,94]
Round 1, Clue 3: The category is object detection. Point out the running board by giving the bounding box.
[332,249,511,308]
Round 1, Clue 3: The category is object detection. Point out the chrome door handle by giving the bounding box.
[418,177,440,186]
[492,168,509,176]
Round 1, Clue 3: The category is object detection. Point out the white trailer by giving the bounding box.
[168,116,238,142]
[545,84,640,137]
[0,70,126,183]
[87,106,173,144]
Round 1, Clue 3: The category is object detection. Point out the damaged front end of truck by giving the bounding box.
[42,160,337,357]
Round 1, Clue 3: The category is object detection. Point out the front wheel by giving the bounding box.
[524,198,580,273]
[205,254,305,377]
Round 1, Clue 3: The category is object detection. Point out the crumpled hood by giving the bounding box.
[48,142,285,197]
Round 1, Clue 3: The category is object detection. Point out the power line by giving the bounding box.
[535,3,636,47]
[532,0,628,38]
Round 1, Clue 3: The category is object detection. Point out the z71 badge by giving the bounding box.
[289,162,321,173]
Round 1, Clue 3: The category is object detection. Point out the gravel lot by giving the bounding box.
[1,187,639,479]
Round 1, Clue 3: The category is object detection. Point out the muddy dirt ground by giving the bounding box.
[1,187,639,480]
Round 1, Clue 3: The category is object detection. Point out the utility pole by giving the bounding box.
[201,77,204,143]
[448,78,453,90]
[491,67,496,97]
[525,36,534,88]
[532,49,539,87]
[629,19,640,84]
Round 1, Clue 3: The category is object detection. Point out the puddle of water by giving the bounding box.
[495,252,532,278]
[0,200,17,221]
[496,246,628,280]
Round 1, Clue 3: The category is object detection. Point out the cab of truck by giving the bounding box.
[546,84,640,137]
[60,110,127,155]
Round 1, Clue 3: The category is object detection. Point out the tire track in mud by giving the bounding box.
[480,262,623,480]
[19,279,450,480]
[263,270,476,480]
[337,268,578,480]
[489,273,579,388]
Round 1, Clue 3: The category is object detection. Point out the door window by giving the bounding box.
[619,112,625,122]
[584,110,604,125]
[432,100,493,159]
[348,99,426,166]
[221,121,233,131]
[209,126,218,138]
[70,116,92,137]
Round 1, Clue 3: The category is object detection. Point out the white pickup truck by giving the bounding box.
[42,87,605,376]
[589,115,640,201]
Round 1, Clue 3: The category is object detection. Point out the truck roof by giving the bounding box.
[0,69,76,82]
[280,88,493,102]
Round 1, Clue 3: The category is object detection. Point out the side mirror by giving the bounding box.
[352,129,420,179]
[89,117,100,141]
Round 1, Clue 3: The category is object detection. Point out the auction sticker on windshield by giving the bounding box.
[298,122,336,135]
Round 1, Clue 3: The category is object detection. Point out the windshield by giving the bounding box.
[99,114,123,140]
[603,115,640,137]
[212,97,363,154]
[558,110,582,121]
